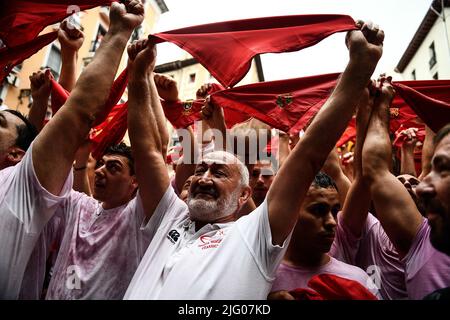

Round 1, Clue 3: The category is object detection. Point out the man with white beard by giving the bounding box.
[124,19,385,299]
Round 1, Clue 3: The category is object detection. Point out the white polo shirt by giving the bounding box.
[124,186,290,300]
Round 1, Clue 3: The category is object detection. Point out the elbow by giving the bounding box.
[361,152,388,183]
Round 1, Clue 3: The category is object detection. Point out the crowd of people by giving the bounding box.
[0,0,449,300]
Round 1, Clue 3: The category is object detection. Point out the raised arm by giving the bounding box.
[28,69,53,131]
[322,147,351,206]
[57,20,85,92]
[340,84,374,237]
[127,39,170,217]
[32,0,144,196]
[153,73,196,193]
[399,127,419,177]
[418,125,436,180]
[72,139,93,196]
[361,78,423,256]
[267,20,384,245]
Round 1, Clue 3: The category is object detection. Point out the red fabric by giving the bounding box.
[290,274,378,300]
[393,124,425,148]
[161,99,204,129]
[0,31,58,82]
[151,15,356,88]
[0,0,112,48]
[90,103,128,160]
[393,81,450,133]
[336,117,356,147]
[95,68,128,126]
[49,69,128,160]
[50,79,69,114]
[0,1,112,82]
[162,81,250,129]
[210,73,340,134]
[50,68,128,126]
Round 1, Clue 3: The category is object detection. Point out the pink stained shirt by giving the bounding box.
[331,213,408,300]
[402,218,450,299]
[44,191,154,300]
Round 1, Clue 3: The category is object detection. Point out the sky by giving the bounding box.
[152,0,433,81]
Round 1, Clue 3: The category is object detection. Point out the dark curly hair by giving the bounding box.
[104,142,135,175]
[311,171,338,191]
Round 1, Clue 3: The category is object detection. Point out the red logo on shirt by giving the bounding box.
[198,230,224,250]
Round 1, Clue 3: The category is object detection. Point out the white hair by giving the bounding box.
[202,151,249,187]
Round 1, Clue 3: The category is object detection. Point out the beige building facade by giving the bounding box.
[0,0,168,114]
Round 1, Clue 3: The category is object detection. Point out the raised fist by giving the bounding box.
[110,0,145,34]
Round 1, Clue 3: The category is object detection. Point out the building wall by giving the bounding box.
[402,8,450,80]
[1,2,161,114]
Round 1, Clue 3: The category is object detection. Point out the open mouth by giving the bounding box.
[193,188,218,199]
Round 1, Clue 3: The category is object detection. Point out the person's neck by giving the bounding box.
[284,241,330,269]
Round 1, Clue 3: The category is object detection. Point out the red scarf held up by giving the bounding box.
[159,74,450,141]
[50,68,128,126]
[151,14,357,88]
[0,0,113,48]
[161,82,250,129]
[90,103,128,160]
[210,72,340,134]
[392,80,450,133]
[49,69,128,159]
[0,0,113,82]
[0,31,58,83]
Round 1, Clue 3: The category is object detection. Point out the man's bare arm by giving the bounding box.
[127,39,170,217]
[399,127,419,177]
[28,70,53,131]
[341,84,374,237]
[267,21,384,245]
[32,0,144,196]
[418,125,435,180]
[57,20,85,92]
[361,79,423,257]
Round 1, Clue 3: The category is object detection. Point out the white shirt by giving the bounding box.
[124,186,289,300]
[0,144,73,299]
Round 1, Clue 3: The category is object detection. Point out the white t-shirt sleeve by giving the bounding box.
[2,143,73,234]
[236,198,291,280]
[139,186,188,241]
